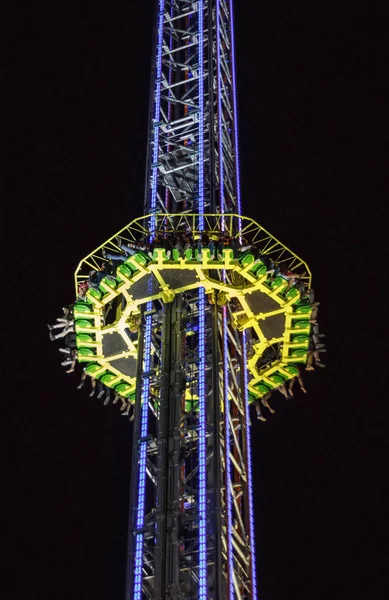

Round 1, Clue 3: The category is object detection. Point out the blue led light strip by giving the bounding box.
[216,0,225,223]
[217,1,234,594]
[229,1,258,596]
[223,307,235,599]
[150,1,165,234]
[198,0,205,229]
[197,286,207,600]
[165,3,174,209]
[133,305,153,600]
[133,4,165,597]
[228,0,242,224]
[197,5,207,599]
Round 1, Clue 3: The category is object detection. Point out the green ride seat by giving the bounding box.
[77,333,94,342]
[251,263,267,276]
[173,248,181,260]
[221,249,234,262]
[87,287,102,301]
[290,348,307,358]
[248,391,258,403]
[78,347,96,360]
[239,252,255,266]
[292,319,310,329]
[282,364,300,377]
[131,251,149,266]
[294,303,312,315]
[285,287,299,300]
[291,334,309,344]
[115,382,136,400]
[74,302,93,314]
[100,373,118,387]
[117,264,133,278]
[185,400,199,412]
[85,363,104,376]
[76,333,95,349]
[152,248,170,261]
[100,276,117,290]
[271,276,286,289]
[75,319,93,328]
[254,383,271,395]
[268,374,286,386]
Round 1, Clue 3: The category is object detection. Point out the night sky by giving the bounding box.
[5,2,386,599]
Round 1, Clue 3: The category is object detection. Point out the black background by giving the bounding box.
[4,1,387,599]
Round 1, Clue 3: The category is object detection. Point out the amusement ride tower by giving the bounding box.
[58,2,315,599]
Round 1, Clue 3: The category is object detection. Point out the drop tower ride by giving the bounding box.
[68,2,314,599]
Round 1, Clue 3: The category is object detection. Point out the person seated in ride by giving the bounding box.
[62,348,78,373]
[280,268,307,290]
[117,236,146,253]
[77,281,89,300]
[88,262,116,289]
[305,334,326,370]
[197,232,214,259]
[87,267,104,289]
[77,369,97,397]
[261,391,275,414]
[217,231,236,259]
[253,399,267,421]
[148,233,172,259]
[288,367,307,396]
[48,306,74,341]
[121,399,135,421]
[247,247,277,274]
[183,232,194,256]
[102,239,145,262]
[312,322,325,345]
[173,233,184,256]
[112,391,126,409]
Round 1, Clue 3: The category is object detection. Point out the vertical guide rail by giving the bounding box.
[197,4,208,599]
[216,1,234,595]
[216,0,225,219]
[125,315,145,600]
[149,0,165,225]
[133,308,153,600]
[223,306,235,599]
[229,0,257,594]
[133,3,165,598]
[241,331,258,600]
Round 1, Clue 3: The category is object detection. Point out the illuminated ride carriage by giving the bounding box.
[72,212,313,415]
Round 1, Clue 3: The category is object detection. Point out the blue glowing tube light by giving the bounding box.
[197,286,207,600]
[229,1,258,594]
[241,330,258,599]
[216,0,225,222]
[228,0,242,229]
[197,6,207,599]
[165,3,174,209]
[134,5,164,596]
[198,1,205,229]
[150,1,165,234]
[133,305,153,600]
[223,307,235,599]
[218,2,233,593]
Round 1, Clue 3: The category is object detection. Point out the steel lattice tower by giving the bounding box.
[70,1,312,598]
[128,3,256,598]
